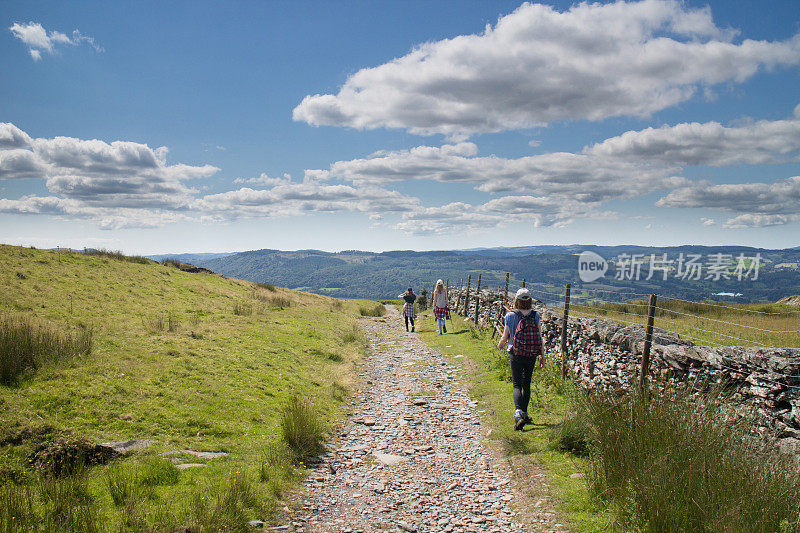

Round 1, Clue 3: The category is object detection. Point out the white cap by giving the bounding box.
[515,288,532,299]
[436,279,443,285]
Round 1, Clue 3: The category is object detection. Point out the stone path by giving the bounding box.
[288,308,555,532]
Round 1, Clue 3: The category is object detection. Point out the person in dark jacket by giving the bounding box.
[398,288,417,332]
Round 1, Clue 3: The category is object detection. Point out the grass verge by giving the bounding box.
[415,311,610,531]
[586,386,800,532]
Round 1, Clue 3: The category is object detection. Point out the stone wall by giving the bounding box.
[447,288,800,456]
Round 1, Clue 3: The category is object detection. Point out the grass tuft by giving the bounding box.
[280,395,325,458]
[190,473,260,533]
[83,248,149,264]
[586,386,800,531]
[255,282,276,292]
[233,301,253,316]
[1,315,92,384]
[139,456,180,487]
[358,303,386,317]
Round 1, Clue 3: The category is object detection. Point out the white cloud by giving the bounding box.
[194,182,418,220]
[586,113,800,166]
[316,141,685,203]
[656,176,800,227]
[394,196,615,235]
[233,173,292,186]
[0,124,218,210]
[293,0,800,138]
[700,217,715,226]
[0,124,220,227]
[9,22,103,61]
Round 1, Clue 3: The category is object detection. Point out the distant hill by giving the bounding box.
[148,252,234,263]
[180,245,800,303]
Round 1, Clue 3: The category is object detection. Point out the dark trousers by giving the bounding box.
[510,353,536,414]
[404,316,415,330]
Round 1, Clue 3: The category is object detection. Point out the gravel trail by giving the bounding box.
[289,308,559,533]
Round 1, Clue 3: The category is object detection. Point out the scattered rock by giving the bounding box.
[101,439,154,454]
[569,472,586,479]
[175,463,206,470]
[372,452,406,466]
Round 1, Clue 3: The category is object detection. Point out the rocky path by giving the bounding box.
[288,308,538,532]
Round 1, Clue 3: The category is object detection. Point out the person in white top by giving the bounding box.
[432,279,449,334]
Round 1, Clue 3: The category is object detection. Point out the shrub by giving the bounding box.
[358,303,386,317]
[161,258,182,269]
[256,282,276,292]
[586,386,800,532]
[0,315,92,385]
[280,395,325,458]
[167,314,180,332]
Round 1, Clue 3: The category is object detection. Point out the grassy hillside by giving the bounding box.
[0,244,372,531]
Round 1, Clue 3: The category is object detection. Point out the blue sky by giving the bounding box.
[1,0,799,253]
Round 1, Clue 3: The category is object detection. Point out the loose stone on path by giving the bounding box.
[288,307,553,533]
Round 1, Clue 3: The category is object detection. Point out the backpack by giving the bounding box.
[513,311,543,357]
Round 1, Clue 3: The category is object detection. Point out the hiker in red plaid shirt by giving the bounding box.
[432,279,450,334]
[497,288,545,431]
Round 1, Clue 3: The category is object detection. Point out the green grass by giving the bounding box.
[0,314,92,384]
[415,310,610,531]
[586,386,800,532]
[0,244,375,530]
[358,303,386,317]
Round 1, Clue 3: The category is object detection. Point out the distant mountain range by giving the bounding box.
[147,245,800,303]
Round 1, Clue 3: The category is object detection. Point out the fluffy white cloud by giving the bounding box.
[587,105,800,166]
[0,196,192,229]
[195,182,418,220]
[315,141,685,203]
[656,176,800,227]
[394,196,615,235]
[0,123,219,210]
[293,0,800,138]
[9,22,103,61]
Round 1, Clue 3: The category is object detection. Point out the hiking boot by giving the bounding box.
[523,414,533,425]
[411,326,415,332]
[443,324,447,333]
[514,416,525,431]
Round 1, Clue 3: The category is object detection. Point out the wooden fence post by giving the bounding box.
[456,278,463,310]
[638,294,658,394]
[463,274,471,316]
[560,283,571,378]
[473,273,482,325]
[504,272,509,306]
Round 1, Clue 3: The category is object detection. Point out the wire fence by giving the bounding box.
[450,273,800,353]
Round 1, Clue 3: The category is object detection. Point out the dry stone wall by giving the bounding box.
[448,288,800,456]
